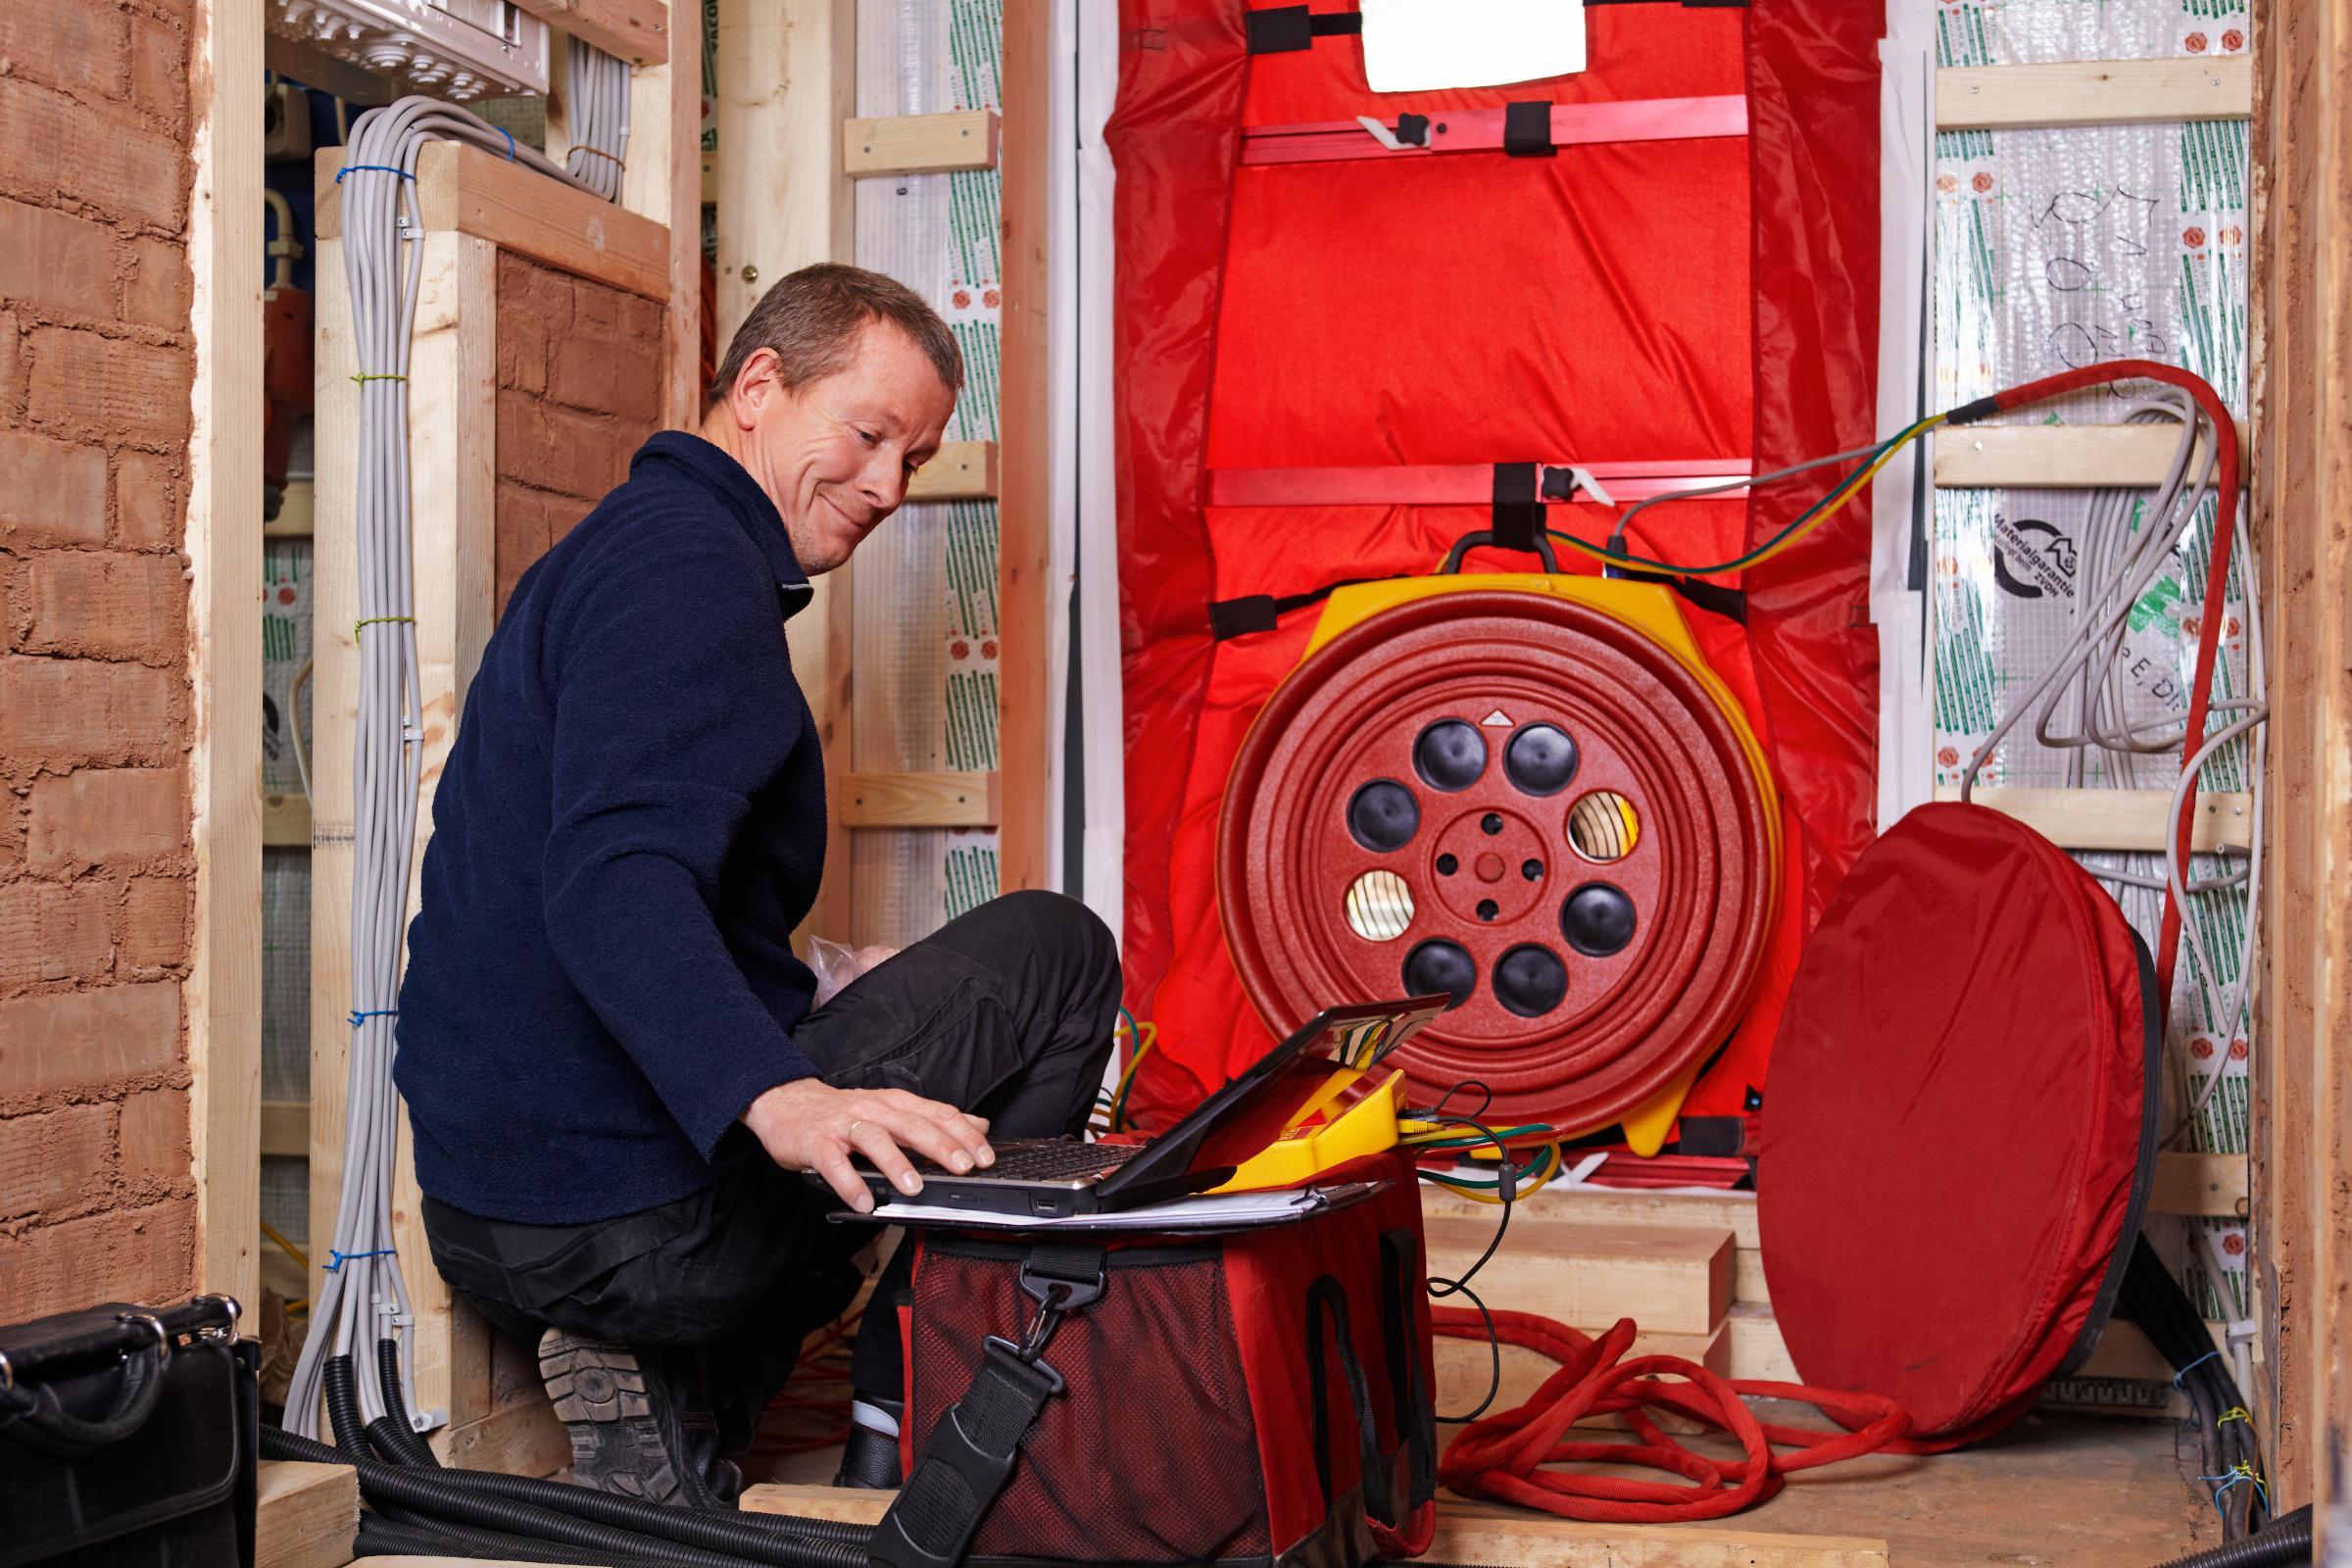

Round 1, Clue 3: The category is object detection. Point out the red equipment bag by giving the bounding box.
[1757,803,2162,1446]
[871,1156,1438,1568]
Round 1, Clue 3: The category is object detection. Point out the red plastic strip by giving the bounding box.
[1205,460,1753,508]
[1240,95,1748,167]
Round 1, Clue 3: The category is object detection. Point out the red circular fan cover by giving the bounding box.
[1758,802,2157,1445]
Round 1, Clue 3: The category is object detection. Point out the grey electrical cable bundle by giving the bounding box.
[564,40,634,202]
[1955,394,2268,1151]
[285,98,600,1443]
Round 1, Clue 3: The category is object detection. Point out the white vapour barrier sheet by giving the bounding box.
[1923,0,2254,1339]
[850,0,1006,949]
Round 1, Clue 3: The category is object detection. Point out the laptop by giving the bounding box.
[833,997,1448,1218]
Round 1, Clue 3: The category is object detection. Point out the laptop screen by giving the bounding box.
[1102,997,1448,1200]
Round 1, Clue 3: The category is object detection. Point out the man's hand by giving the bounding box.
[744,1078,994,1212]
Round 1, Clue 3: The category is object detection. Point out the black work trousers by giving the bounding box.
[417,889,1122,1453]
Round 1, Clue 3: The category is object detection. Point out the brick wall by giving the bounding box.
[0,0,198,1316]
[493,253,666,612]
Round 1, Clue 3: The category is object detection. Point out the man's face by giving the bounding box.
[711,322,957,575]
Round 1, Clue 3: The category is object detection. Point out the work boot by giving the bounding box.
[833,1393,904,1489]
[539,1329,734,1507]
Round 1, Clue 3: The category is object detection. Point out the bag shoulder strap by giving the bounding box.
[869,1242,1107,1568]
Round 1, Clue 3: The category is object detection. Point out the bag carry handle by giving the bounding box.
[1305,1277,1394,1527]
[870,1244,1106,1568]
[1379,1229,1439,1512]
[0,1312,172,1457]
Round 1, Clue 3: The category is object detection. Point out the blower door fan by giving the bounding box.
[1218,586,1780,1138]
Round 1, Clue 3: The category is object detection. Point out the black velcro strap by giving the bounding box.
[1245,7,1362,52]
[1617,566,1748,625]
[1491,463,1542,554]
[1502,101,1554,158]
[869,1344,1063,1568]
[1208,576,1385,641]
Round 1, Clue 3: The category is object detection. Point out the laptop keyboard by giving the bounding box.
[938,1139,1149,1180]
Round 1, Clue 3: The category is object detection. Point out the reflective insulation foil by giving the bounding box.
[849,0,1004,949]
[1927,0,2254,1335]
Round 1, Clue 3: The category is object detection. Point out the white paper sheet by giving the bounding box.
[1358,0,1585,94]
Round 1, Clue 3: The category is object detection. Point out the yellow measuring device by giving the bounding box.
[1209,1068,1407,1193]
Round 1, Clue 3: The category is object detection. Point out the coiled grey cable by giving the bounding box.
[287,97,603,1443]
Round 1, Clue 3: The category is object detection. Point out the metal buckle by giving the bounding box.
[1017,1261,1106,1316]
[193,1294,242,1345]
[117,1310,171,1361]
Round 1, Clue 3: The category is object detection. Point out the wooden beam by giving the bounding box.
[998,6,1052,899]
[716,0,856,952]
[1434,1322,1727,1425]
[739,1485,1890,1567]
[265,479,313,539]
[257,1460,360,1568]
[906,440,1000,501]
[2251,0,2352,1526]
[316,141,669,300]
[2154,1151,2251,1218]
[843,110,1001,176]
[841,771,999,829]
[1933,420,2254,489]
[434,1395,572,1477]
[1427,1217,1733,1337]
[1936,56,2254,131]
[511,0,671,66]
[263,792,311,850]
[262,1100,307,1159]
[619,0,703,427]
[1932,784,2255,854]
[188,0,265,1324]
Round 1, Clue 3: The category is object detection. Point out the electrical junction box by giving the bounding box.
[267,0,550,102]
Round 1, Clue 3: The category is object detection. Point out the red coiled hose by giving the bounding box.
[1432,1306,1909,1523]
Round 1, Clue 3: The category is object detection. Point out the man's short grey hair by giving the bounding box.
[707,263,963,409]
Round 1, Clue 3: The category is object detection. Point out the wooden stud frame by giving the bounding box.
[2250,0,2352,1529]
[189,0,266,1317]
[843,110,1002,176]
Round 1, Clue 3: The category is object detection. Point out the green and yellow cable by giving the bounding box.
[1545,414,1946,578]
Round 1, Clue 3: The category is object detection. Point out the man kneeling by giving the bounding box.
[394,264,1118,1504]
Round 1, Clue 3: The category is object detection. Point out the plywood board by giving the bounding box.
[512,0,671,65]
[907,440,1000,500]
[1933,420,2254,488]
[1936,56,2253,130]
[257,1461,359,1568]
[843,110,1001,176]
[316,142,669,300]
[1427,1217,1733,1337]
[840,771,999,829]
[739,1485,1889,1568]
[1933,784,2255,853]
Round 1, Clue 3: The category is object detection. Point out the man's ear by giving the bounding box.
[726,347,784,431]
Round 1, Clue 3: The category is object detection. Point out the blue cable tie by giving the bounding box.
[498,125,515,161]
[323,1248,396,1273]
[335,164,416,184]
[2174,1348,2222,1387]
[349,1007,399,1028]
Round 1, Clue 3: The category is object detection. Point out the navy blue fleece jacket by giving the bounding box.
[395,431,825,1224]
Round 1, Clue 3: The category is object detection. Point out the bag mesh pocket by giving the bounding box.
[909,1241,1273,1563]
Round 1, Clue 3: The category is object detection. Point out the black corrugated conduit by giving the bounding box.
[2149,1506,2313,1568]
[260,1424,872,1568]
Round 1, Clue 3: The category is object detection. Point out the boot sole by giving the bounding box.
[537,1330,684,1503]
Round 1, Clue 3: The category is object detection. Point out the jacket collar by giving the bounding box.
[633,431,816,614]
